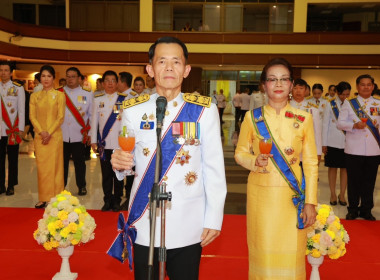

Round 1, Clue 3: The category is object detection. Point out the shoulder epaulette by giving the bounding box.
[123,94,150,109]
[183,93,211,108]
[130,91,137,96]
[82,86,91,92]
[373,95,380,100]
[329,97,336,102]
[55,86,64,92]
[95,92,105,98]
[12,81,21,87]
[118,92,128,97]
[307,102,318,108]
[322,96,329,100]
[306,96,313,100]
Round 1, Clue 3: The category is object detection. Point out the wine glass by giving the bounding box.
[359,112,368,123]
[118,126,135,175]
[259,138,272,173]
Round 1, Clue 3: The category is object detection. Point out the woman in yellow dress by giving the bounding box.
[30,65,65,208]
[235,58,318,279]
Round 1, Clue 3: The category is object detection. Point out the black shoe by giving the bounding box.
[78,188,87,196]
[359,213,376,221]
[35,202,47,209]
[330,200,337,206]
[101,202,112,212]
[112,203,121,212]
[6,187,14,196]
[346,212,358,220]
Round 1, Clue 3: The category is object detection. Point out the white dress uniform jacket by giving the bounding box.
[240,93,251,111]
[337,96,380,156]
[0,80,25,136]
[306,96,328,121]
[322,98,346,149]
[290,99,322,155]
[61,86,93,143]
[117,93,227,249]
[232,93,242,108]
[249,92,267,110]
[90,92,126,150]
[143,87,156,95]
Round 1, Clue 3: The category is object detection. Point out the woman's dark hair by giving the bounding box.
[328,84,336,91]
[134,76,145,86]
[260,57,293,84]
[336,81,351,94]
[148,36,188,63]
[39,64,55,79]
[312,83,323,92]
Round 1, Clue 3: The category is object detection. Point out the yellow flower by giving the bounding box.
[317,215,327,225]
[318,208,330,218]
[60,227,70,238]
[69,196,79,205]
[71,239,80,245]
[329,246,337,254]
[311,249,321,258]
[54,220,64,229]
[74,208,82,214]
[61,190,72,196]
[33,230,39,239]
[57,196,67,202]
[311,233,321,243]
[306,249,310,255]
[329,249,341,259]
[326,230,335,240]
[47,222,57,236]
[58,210,68,221]
[68,222,78,233]
[50,240,60,248]
[43,242,53,251]
[333,221,341,230]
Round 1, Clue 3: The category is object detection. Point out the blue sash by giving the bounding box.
[330,99,345,135]
[349,98,380,148]
[97,94,125,160]
[107,101,204,268]
[252,107,306,229]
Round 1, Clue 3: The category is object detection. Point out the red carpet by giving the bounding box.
[0,207,379,279]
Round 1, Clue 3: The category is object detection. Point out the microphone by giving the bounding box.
[156,96,167,130]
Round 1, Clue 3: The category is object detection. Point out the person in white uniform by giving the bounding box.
[337,74,380,221]
[290,79,322,160]
[249,87,267,111]
[60,67,93,196]
[90,70,127,212]
[143,76,156,95]
[306,83,328,121]
[322,81,351,206]
[109,37,227,280]
[232,90,242,130]
[0,61,25,196]
[240,88,251,122]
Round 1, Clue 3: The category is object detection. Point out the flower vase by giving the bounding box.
[307,255,324,280]
[52,246,78,280]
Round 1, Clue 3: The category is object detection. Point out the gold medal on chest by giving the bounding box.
[284,147,294,155]
[293,122,299,128]
[185,171,198,186]
[10,108,15,114]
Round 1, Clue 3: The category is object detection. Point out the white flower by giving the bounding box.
[50,208,59,217]
[68,212,79,223]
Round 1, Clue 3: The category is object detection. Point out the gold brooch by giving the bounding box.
[185,171,198,186]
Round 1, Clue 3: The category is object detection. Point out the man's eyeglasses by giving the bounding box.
[104,79,117,84]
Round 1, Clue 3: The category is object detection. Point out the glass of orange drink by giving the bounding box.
[259,138,272,173]
[119,126,135,175]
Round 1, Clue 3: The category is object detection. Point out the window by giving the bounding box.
[13,4,36,25]
[39,5,65,28]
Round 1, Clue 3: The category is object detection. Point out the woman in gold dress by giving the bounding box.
[30,65,65,208]
[235,58,318,279]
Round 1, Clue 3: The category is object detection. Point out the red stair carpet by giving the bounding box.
[0,207,379,279]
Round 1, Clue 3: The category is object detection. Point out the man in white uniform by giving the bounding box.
[290,79,322,159]
[0,61,25,196]
[110,37,227,280]
[240,88,251,122]
[60,67,93,196]
[90,70,127,212]
[337,74,380,221]
[249,88,267,111]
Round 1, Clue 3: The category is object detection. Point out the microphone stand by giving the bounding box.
[147,125,172,280]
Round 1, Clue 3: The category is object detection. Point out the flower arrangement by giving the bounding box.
[306,204,349,259]
[33,190,96,250]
